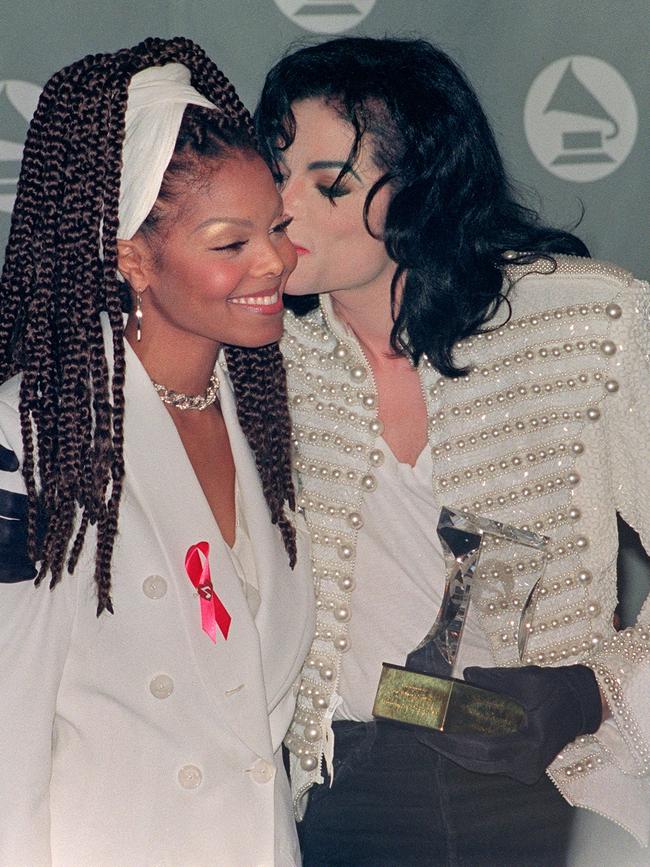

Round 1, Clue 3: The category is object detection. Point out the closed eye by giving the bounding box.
[270,216,293,235]
[211,240,248,252]
[317,183,349,201]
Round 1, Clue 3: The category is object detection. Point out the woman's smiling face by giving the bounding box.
[277,98,395,299]
[123,149,297,349]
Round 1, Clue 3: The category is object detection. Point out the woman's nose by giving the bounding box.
[253,240,285,278]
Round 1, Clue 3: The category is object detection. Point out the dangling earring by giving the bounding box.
[135,291,144,342]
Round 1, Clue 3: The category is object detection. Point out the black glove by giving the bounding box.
[0,444,38,583]
[415,664,602,785]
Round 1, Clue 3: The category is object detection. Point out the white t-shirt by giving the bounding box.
[335,438,493,721]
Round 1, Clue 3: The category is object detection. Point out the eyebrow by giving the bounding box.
[194,217,254,232]
[307,160,361,182]
[193,200,284,234]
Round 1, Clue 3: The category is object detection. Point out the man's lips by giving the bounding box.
[292,243,310,256]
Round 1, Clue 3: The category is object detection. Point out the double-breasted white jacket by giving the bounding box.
[0,325,315,866]
[281,256,650,845]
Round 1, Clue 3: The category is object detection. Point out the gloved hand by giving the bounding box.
[0,444,38,582]
[415,664,602,785]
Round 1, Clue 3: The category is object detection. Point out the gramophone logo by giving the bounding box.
[273,0,376,33]
[0,80,41,214]
[524,56,637,182]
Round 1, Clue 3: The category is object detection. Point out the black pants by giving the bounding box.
[298,721,575,867]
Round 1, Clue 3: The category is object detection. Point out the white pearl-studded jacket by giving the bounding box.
[282,256,650,845]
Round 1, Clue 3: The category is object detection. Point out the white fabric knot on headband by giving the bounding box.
[118,63,215,240]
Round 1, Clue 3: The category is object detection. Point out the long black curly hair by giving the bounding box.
[255,36,589,376]
[0,36,295,616]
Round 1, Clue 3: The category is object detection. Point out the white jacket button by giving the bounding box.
[248,758,276,784]
[178,765,203,789]
[149,674,174,699]
[143,575,168,599]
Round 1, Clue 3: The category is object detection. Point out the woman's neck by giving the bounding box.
[125,312,220,395]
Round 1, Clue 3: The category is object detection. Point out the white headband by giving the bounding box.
[117,63,216,240]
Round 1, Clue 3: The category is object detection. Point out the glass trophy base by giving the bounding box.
[372,663,525,735]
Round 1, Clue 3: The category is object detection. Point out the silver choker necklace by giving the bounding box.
[152,373,220,411]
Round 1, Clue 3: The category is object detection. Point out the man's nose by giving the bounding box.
[280,176,304,217]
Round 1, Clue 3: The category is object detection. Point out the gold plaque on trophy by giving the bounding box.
[373,664,525,735]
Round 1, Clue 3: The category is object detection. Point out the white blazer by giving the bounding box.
[0,330,315,866]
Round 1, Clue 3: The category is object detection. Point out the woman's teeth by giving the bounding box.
[231,290,279,306]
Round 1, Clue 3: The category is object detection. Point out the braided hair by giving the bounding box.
[0,37,296,616]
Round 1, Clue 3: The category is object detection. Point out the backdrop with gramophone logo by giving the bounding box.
[0,3,648,619]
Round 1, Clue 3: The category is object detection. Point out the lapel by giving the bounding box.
[216,356,279,581]
[216,354,315,713]
[216,354,297,611]
[112,321,274,761]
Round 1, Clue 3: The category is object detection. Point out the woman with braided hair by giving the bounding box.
[0,37,313,865]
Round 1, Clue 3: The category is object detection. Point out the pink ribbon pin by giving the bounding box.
[185,541,231,643]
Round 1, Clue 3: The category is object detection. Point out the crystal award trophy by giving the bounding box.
[372,506,549,735]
